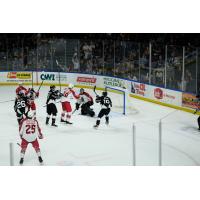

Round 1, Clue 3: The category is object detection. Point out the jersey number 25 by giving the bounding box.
[26,125,36,134]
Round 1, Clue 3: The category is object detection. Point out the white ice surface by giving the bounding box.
[0,86,200,166]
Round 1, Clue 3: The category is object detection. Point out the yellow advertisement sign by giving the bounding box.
[7,72,32,80]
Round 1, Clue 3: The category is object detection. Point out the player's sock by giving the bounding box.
[105,116,109,125]
[61,112,66,122]
[19,158,24,165]
[46,117,50,125]
[38,156,43,163]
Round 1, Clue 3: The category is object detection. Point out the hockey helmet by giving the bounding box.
[50,85,56,91]
[26,111,34,119]
[80,88,84,94]
[18,90,25,97]
[68,83,74,89]
[102,91,107,97]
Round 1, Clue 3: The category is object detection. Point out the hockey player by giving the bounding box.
[26,88,39,118]
[94,91,112,128]
[75,88,95,117]
[193,92,200,131]
[46,85,61,127]
[16,82,28,96]
[19,111,43,165]
[14,91,30,125]
[60,83,79,124]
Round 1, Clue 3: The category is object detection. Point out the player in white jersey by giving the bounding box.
[60,83,79,124]
[19,111,44,165]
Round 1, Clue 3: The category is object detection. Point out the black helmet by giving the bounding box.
[18,91,25,97]
[50,85,55,91]
[102,91,107,97]
[80,88,84,93]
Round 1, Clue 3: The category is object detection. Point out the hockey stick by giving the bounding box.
[56,60,61,91]
[72,108,77,115]
[31,71,33,88]
[37,79,44,93]
[0,99,15,104]
[93,85,99,96]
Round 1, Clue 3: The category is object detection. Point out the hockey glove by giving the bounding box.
[39,134,43,139]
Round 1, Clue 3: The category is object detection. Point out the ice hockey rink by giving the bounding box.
[0,85,200,166]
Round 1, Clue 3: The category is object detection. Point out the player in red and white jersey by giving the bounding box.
[26,88,39,118]
[60,83,79,124]
[19,111,43,165]
[16,82,28,97]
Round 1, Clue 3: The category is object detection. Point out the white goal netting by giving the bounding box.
[105,86,138,115]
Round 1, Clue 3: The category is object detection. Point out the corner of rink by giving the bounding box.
[1,85,200,166]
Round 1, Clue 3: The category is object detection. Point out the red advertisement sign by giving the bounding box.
[154,88,163,99]
[77,77,96,84]
[131,82,146,96]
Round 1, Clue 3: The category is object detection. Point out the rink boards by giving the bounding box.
[0,71,199,115]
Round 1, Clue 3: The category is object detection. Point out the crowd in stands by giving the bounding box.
[0,34,199,93]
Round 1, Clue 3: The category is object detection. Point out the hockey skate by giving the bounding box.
[60,118,65,122]
[93,124,99,129]
[51,123,58,127]
[19,158,24,165]
[38,156,43,163]
[66,121,73,125]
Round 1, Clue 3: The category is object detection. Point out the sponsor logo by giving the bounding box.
[7,72,32,80]
[182,93,199,109]
[40,73,67,82]
[131,82,145,96]
[104,77,126,88]
[77,76,97,86]
[77,77,96,83]
[154,88,163,99]
[41,74,55,81]
[154,88,176,100]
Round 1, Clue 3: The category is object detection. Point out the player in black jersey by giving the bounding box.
[46,85,62,127]
[14,91,30,125]
[94,91,112,128]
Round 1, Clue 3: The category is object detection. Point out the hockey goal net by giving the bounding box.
[105,86,138,115]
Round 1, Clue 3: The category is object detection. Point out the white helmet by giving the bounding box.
[68,83,74,89]
[27,111,34,119]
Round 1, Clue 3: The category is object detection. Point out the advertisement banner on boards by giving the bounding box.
[76,76,97,86]
[130,81,146,96]
[6,72,32,83]
[182,93,199,110]
[150,86,182,106]
[103,77,127,89]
